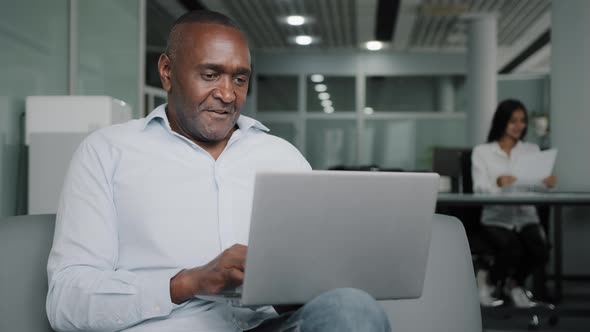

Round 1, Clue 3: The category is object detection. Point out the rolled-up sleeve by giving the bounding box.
[46,134,181,331]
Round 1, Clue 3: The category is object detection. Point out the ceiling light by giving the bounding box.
[314,84,327,92]
[286,15,305,26]
[364,107,374,115]
[365,40,383,51]
[318,92,330,100]
[295,35,312,45]
[321,100,332,107]
[310,74,324,83]
[324,106,335,114]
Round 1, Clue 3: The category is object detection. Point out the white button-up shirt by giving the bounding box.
[46,104,311,332]
[471,141,542,230]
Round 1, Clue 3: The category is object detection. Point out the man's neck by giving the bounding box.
[166,107,237,160]
[193,127,237,160]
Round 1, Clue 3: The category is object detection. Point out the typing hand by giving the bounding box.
[197,243,247,294]
[543,175,557,188]
[170,244,247,304]
[496,175,517,187]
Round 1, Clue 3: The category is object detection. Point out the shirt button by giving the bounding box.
[153,305,160,313]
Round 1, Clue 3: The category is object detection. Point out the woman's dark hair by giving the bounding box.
[486,99,528,142]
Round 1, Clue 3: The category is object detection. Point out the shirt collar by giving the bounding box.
[143,103,270,133]
[492,140,522,154]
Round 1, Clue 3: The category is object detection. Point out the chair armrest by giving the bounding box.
[379,214,482,332]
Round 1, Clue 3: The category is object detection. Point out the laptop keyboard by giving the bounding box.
[218,286,243,298]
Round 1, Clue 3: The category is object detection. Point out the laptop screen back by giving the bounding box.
[241,170,439,305]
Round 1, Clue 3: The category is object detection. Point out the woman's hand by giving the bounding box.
[496,175,517,187]
[543,175,557,188]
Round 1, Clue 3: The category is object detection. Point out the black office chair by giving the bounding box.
[432,147,491,266]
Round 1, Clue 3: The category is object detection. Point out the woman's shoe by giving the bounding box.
[477,270,504,307]
[507,286,540,308]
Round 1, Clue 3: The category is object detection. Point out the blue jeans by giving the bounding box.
[248,288,392,332]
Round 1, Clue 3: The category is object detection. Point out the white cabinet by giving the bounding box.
[26,96,132,214]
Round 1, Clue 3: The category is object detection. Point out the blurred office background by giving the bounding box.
[1,0,589,330]
[0,0,553,215]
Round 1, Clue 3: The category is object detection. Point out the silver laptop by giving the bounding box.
[200,170,439,306]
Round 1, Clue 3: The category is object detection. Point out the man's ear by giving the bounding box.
[158,53,172,92]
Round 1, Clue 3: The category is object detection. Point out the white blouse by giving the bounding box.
[471,141,544,230]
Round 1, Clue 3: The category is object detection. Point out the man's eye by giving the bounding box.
[234,77,248,85]
[202,73,218,80]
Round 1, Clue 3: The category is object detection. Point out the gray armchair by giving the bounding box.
[0,214,55,332]
[0,214,481,332]
[380,214,482,331]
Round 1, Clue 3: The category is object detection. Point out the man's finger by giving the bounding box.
[229,243,248,254]
[228,268,244,284]
[221,250,246,267]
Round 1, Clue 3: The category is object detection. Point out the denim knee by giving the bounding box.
[298,288,391,332]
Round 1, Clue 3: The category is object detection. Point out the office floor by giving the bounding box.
[483,280,590,331]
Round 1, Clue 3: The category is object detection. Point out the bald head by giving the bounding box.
[165,10,244,62]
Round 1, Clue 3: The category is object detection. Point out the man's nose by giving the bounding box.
[212,77,236,103]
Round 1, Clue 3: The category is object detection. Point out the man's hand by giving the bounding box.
[543,175,557,188]
[496,175,517,187]
[170,244,247,304]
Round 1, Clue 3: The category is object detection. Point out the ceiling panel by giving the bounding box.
[201,0,357,49]
[147,0,552,72]
[197,0,550,51]
[410,0,550,49]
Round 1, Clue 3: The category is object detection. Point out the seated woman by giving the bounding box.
[471,99,556,308]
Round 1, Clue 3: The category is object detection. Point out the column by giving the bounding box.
[551,0,590,191]
[465,15,497,146]
[438,77,455,113]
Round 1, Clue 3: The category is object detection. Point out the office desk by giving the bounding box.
[437,192,590,302]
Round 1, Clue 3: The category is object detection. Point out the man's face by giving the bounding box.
[159,23,251,144]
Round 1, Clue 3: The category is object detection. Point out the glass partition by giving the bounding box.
[363,118,466,171]
[0,0,69,217]
[305,119,357,170]
[306,76,355,113]
[254,73,472,170]
[77,0,140,116]
[362,119,416,170]
[415,118,467,170]
[264,122,297,146]
[256,75,298,112]
[366,75,465,112]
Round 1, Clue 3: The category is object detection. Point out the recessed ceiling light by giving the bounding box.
[314,84,327,92]
[295,35,312,45]
[324,106,335,114]
[365,40,383,51]
[364,107,374,115]
[318,92,330,100]
[310,74,324,83]
[286,15,305,26]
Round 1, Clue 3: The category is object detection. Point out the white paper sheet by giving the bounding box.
[512,149,558,185]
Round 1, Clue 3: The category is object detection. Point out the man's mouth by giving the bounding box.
[207,109,231,115]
